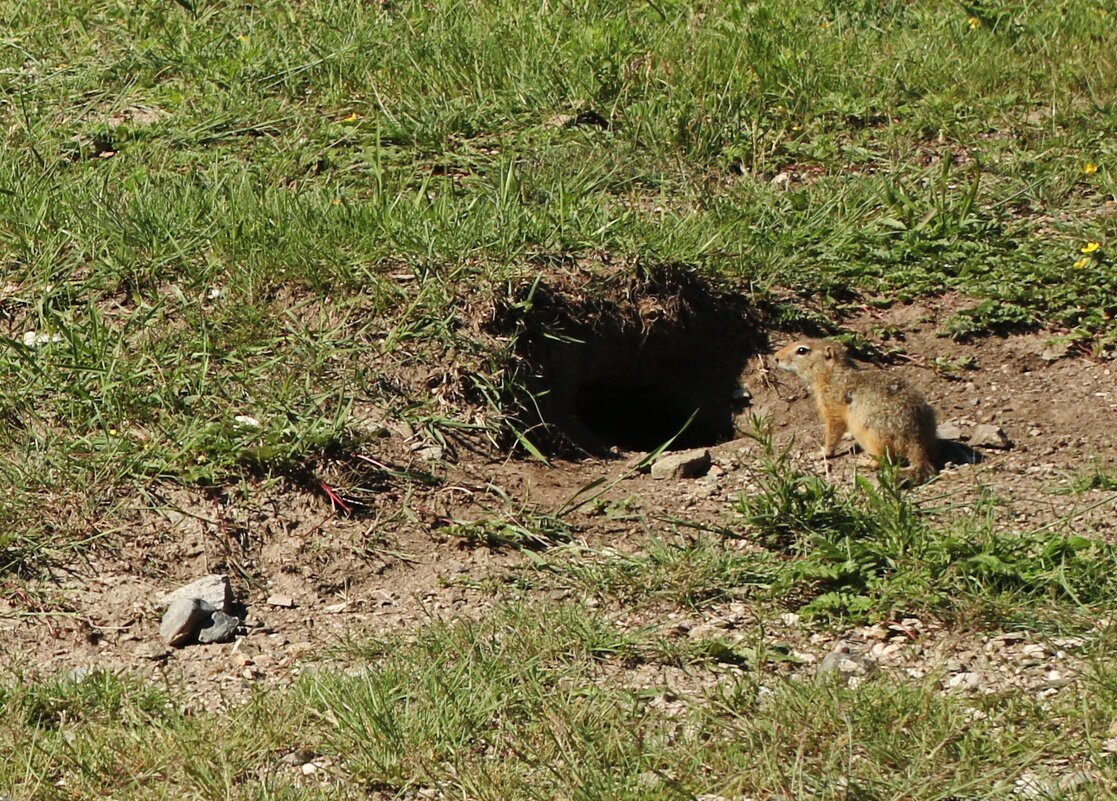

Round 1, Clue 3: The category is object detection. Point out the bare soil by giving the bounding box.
[2,291,1115,708]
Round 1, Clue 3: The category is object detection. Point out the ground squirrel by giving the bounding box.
[773,338,938,484]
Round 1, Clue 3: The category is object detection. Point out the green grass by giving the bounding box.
[1066,462,1117,494]
[1,0,1115,517]
[3,602,1116,799]
[2,0,1117,796]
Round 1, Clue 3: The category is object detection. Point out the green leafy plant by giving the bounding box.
[737,420,1117,621]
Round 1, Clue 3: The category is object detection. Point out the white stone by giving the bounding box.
[650,449,712,480]
[970,424,1013,449]
[160,597,208,646]
[22,330,63,347]
[936,421,963,440]
[159,574,232,613]
[944,671,981,690]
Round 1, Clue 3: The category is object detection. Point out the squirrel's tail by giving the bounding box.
[900,460,936,487]
[900,437,937,486]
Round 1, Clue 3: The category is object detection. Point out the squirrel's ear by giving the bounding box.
[822,343,840,361]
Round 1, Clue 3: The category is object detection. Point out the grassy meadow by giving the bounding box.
[1,0,1117,797]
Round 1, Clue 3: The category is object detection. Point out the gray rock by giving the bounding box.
[970,424,1013,449]
[624,452,651,472]
[266,594,297,608]
[543,113,576,129]
[1012,770,1092,798]
[66,665,96,683]
[160,597,209,647]
[1059,770,1094,792]
[1043,669,1072,688]
[1013,772,1046,798]
[133,641,171,661]
[1040,342,1070,362]
[650,448,712,480]
[686,623,726,640]
[159,574,232,614]
[413,444,444,461]
[197,611,241,644]
[280,749,318,767]
[936,421,963,441]
[817,651,878,680]
[944,671,982,690]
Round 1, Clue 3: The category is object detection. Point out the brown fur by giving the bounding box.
[773,338,938,484]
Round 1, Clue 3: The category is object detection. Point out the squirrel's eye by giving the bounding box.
[795,346,809,355]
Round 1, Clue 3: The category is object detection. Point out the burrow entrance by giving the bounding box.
[506,266,765,454]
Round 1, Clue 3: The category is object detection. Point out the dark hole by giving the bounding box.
[511,268,764,455]
[573,379,733,452]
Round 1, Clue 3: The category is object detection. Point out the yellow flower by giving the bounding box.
[340,113,362,122]
[1081,241,1101,253]
[791,123,803,131]
[236,34,250,43]
[1083,163,1098,174]
[1073,257,1091,268]
[968,16,981,28]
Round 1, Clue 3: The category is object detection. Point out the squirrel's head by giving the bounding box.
[774,339,847,374]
